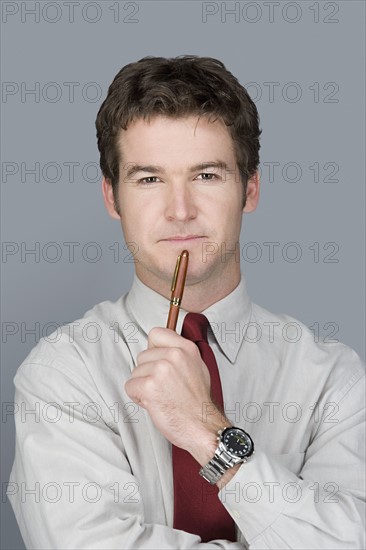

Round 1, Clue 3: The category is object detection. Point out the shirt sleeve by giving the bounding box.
[8,360,245,550]
[218,363,366,549]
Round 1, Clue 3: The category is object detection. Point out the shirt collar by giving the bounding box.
[203,277,252,363]
[125,274,252,364]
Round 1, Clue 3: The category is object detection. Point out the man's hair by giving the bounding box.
[95,55,261,208]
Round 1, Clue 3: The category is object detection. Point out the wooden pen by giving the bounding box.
[166,250,189,331]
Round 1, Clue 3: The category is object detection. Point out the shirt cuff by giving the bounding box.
[218,447,303,543]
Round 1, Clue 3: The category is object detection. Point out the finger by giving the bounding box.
[137,345,194,366]
[148,326,190,350]
[137,347,174,366]
[130,360,165,379]
[148,327,192,349]
[124,376,149,408]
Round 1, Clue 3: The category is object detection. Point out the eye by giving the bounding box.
[138,176,160,185]
[196,173,219,181]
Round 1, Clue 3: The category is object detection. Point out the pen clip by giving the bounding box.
[171,254,181,292]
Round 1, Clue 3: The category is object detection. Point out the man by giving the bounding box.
[9,56,365,549]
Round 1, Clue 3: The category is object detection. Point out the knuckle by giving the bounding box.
[167,347,184,363]
[149,326,163,339]
[143,377,155,394]
[182,338,200,360]
[156,359,173,378]
[185,339,198,355]
[125,378,137,400]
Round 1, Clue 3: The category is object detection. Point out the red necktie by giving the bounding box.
[172,313,236,542]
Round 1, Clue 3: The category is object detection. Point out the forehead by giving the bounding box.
[117,115,236,166]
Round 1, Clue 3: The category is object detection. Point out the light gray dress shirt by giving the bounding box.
[8,275,365,549]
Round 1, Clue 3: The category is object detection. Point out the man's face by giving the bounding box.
[103,115,259,293]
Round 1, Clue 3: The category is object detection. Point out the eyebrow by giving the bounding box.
[124,161,229,180]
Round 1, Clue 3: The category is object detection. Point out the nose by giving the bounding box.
[164,182,197,222]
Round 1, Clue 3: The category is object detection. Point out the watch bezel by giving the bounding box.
[220,426,254,460]
[199,426,255,484]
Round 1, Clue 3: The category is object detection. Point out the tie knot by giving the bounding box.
[181,312,209,344]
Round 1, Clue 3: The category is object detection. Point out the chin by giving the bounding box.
[185,262,218,285]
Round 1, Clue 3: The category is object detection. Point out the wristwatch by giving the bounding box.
[199,426,254,485]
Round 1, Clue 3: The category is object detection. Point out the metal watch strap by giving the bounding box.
[199,446,239,485]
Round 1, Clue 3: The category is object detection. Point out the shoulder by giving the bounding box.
[14,293,136,394]
[251,301,365,401]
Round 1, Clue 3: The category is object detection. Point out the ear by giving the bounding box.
[102,177,120,220]
[243,171,260,213]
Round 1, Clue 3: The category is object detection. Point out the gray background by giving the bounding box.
[1,1,365,548]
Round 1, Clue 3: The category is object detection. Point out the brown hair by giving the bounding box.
[95,55,261,208]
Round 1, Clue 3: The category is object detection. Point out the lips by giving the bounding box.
[160,235,206,241]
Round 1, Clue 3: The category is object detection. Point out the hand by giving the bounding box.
[125,327,226,464]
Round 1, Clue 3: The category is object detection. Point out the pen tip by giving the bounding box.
[181,250,189,257]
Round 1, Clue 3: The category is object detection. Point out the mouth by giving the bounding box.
[160,235,207,242]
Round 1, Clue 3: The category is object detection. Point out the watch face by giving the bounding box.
[222,428,254,458]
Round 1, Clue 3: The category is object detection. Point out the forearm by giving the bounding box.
[9,363,245,550]
[218,448,365,549]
